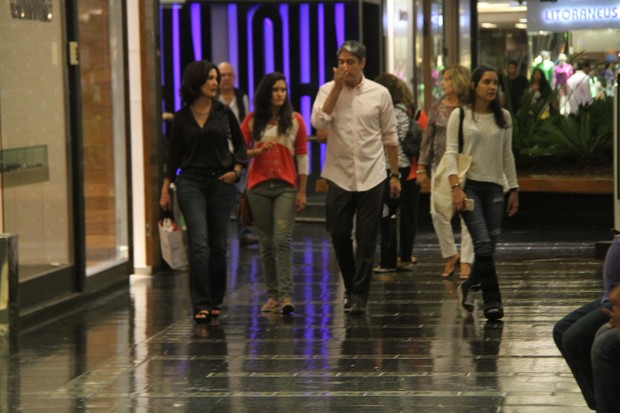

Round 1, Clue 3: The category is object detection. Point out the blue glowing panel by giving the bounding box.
[172,5,181,110]
[335,3,345,46]
[279,5,290,83]
[246,5,259,106]
[300,4,310,83]
[300,95,312,166]
[263,18,275,74]
[159,7,165,86]
[318,4,325,86]
[228,4,239,87]
[190,3,202,61]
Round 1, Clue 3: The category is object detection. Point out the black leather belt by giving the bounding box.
[181,168,230,177]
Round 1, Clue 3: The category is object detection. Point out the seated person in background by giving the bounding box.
[553,232,620,411]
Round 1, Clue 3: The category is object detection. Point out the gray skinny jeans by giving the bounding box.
[246,180,296,301]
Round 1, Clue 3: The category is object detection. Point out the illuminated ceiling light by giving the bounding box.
[481,23,498,29]
[515,23,527,29]
[478,2,526,12]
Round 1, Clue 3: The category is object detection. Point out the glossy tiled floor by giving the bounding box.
[6,217,611,412]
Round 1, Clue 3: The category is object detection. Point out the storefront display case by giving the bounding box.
[0,145,49,187]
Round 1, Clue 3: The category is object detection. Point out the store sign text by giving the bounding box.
[543,6,619,24]
[527,1,620,31]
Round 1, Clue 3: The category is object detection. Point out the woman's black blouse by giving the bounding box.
[166,101,247,182]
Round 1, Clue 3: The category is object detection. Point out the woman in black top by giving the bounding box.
[528,67,556,118]
[160,60,246,324]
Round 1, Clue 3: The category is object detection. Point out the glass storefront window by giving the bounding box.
[77,0,129,276]
[0,1,73,281]
[412,0,444,112]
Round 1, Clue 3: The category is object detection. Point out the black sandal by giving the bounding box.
[211,306,222,317]
[193,309,211,324]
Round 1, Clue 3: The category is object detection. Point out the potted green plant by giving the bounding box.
[513,95,613,175]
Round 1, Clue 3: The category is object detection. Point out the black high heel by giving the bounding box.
[193,309,211,324]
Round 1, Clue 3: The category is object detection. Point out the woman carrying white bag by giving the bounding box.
[417,65,473,280]
[447,65,519,321]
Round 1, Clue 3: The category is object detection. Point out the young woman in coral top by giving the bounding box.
[240,72,309,315]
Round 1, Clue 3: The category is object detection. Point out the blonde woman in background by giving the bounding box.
[417,65,473,279]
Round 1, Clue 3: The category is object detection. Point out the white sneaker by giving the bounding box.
[373,266,397,273]
[397,261,415,271]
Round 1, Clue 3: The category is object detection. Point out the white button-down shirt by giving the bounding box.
[567,70,592,114]
[311,77,398,192]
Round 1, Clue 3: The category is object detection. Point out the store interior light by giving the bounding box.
[481,22,498,29]
[515,23,527,29]
[478,2,526,13]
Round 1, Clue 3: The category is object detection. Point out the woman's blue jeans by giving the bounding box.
[247,180,297,301]
[553,298,611,410]
[592,326,620,413]
[175,170,235,313]
[460,180,505,306]
[460,180,505,257]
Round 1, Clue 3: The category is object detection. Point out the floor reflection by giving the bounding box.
[7,222,603,412]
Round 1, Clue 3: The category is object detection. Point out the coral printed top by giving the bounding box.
[240,112,309,190]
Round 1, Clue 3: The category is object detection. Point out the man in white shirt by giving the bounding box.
[217,62,257,246]
[567,61,592,115]
[311,40,400,315]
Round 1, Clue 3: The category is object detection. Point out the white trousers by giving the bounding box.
[429,175,474,263]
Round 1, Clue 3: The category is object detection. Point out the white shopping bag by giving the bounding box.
[159,217,189,269]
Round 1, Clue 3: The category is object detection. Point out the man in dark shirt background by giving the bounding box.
[505,60,528,114]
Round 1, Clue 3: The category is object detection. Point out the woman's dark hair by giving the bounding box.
[468,65,508,129]
[180,60,220,104]
[531,67,551,97]
[374,73,414,108]
[252,72,293,140]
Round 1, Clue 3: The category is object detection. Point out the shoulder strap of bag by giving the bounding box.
[458,107,464,153]
[225,107,234,153]
[413,108,421,121]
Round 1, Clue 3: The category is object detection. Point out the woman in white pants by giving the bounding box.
[417,65,473,279]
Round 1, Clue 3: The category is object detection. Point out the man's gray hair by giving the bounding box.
[337,40,366,61]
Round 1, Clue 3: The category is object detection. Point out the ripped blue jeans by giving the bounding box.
[460,180,505,258]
